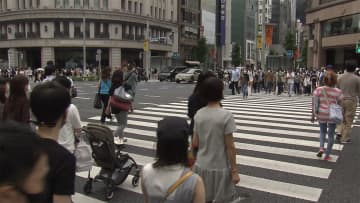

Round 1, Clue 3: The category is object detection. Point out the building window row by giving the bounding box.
[322,13,360,37]
[0,20,171,44]
[0,0,41,10]
[150,6,167,21]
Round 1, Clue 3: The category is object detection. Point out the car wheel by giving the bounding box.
[176,80,180,83]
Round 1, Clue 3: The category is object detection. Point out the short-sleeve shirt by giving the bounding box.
[231,69,240,82]
[194,107,236,169]
[58,104,82,153]
[28,139,76,203]
[313,86,343,123]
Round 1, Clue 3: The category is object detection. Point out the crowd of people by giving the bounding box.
[0,61,359,202]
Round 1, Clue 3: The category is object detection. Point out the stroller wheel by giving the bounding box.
[132,176,139,187]
[105,189,114,200]
[83,180,92,194]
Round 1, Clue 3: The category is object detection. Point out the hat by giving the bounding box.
[326,64,334,70]
[157,117,189,141]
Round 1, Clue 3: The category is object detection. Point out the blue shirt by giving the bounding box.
[99,80,111,95]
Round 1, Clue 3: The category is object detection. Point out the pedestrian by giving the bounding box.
[187,71,216,135]
[141,117,206,203]
[124,65,138,113]
[54,76,82,153]
[286,70,295,97]
[2,75,30,125]
[336,65,360,144]
[192,77,240,202]
[294,72,301,95]
[230,66,240,95]
[98,68,112,124]
[0,76,6,122]
[29,82,75,203]
[241,69,249,99]
[312,71,343,161]
[106,69,128,145]
[304,74,311,96]
[0,123,49,203]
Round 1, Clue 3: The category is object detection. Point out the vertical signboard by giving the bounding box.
[257,35,262,49]
[265,25,273,46]
[220,0,226,46]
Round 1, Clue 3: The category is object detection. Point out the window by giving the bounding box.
[64,0,69,8]
[115,27,118,34]
[36,0,40,8]
[134,2,137,13]
[171,11,173,21]
[163,10,165,20]
[121,0,125,10]
[83,0,89,8]
[322,13,360,37]
[150,6,153,16]
[74,0,80,8]
[155,7,157,18]
[159,8,161,19]
[128,1,132,12]
[139,3,142,15]
[55,0,62,8]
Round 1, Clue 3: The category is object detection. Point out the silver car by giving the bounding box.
[175,68,202,83]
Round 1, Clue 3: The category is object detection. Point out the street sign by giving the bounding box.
[356,41,360,54]
[287,50,294,57]
[143,40,149,51]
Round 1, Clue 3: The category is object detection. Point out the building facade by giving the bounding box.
[231,0,256,65]
[0,0,179,69]
[306,0,360,69]
[178,0,201,61]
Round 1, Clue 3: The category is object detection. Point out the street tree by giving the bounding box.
[232,43,241,66]
[193,37,208,63]
[284,32,296,51]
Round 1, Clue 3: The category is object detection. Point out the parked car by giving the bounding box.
[175,68,202,83]
[159,66,187,82]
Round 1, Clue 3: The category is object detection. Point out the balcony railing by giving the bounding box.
[95,32,109,39]
[27,32,40,39]
[74,31,90,39]
[15,32,26,39]
[0,33,7,40]
[54,31,70,38]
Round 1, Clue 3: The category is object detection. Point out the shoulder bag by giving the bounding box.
[162,171,193,203]
[93,82,102,109]
[74,134,94,172]
[321,88,343,124]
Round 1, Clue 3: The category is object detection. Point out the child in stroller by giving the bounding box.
[82,123,140,200]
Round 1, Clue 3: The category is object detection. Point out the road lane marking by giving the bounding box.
[144,95,161,98]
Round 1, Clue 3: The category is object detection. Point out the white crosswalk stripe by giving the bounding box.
[74,96,358,202]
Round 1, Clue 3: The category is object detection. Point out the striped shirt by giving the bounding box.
[313,86,343,123]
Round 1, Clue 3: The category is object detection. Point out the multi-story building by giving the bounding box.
[0,0,179,69]
[178,0,201,61]
[306,0,360,69]
[231,0,256,65]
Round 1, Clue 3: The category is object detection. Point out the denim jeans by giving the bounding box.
[319,122,336,156]
[114,111,128,138]
[242,83,248,98]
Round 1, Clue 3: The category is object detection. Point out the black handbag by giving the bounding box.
[93,84,102,109]
[229,82,234,89]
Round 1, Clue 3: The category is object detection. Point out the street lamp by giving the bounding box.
[82,12,86,75]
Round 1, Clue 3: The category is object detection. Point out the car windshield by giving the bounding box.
[180,68,191,73]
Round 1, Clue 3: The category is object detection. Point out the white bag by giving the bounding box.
[74,135,93,172]
[322,89,343,124]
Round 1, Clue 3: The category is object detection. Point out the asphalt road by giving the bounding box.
[71,80,360,203]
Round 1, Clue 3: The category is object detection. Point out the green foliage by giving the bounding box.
[301,40,308,67]
[284,32,296,51]
[231,43,241,66]
[193,37,209,63]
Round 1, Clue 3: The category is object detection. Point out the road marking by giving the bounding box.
[76,134,323,202]
[144,95,161,98]
[72,193,106,203]
[74,97,91,100]
[139,88,149,91]
[138,102,159,106]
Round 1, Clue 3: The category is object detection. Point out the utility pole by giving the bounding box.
[82,13,86,75]
[261,0,266,70]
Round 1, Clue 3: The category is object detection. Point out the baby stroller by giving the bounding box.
[82,123,140,200]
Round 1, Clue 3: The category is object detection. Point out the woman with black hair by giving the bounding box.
[187,71,216,135]
[192,77,240,202]
[141,117,205,203]
[106,68,129,145]
[0,76,7,121]
[99,68,112,124]
[2,75,30,124]
[0,122,49,203]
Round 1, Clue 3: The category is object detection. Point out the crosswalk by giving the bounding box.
[74,94,360,203]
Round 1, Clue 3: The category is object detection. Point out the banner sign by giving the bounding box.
[257,35,262,49]
[265,25,273,46]
[220,0,226,46]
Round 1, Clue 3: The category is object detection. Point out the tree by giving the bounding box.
[193,37,208,63]
[284,32,296,51]
[231,43,241,66]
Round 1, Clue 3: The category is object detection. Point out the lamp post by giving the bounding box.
[82,13,86,75]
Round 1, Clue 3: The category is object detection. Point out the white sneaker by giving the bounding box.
[114,136,124,145]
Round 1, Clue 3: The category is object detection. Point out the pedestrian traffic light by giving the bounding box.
[356,41,360,54]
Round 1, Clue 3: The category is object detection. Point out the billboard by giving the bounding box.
[202,10,216,45]
[265,25,274,46]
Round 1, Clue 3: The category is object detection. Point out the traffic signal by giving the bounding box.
[357,41,360,54]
